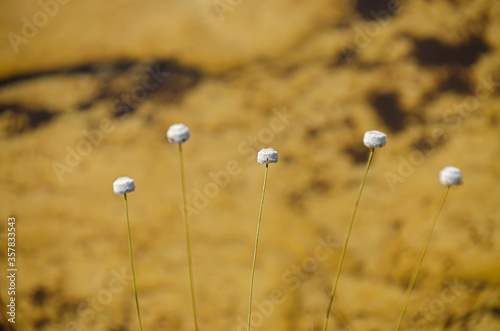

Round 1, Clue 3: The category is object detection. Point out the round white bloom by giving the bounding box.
[363,130,387,148]
[113,176,136,195]
[167,123,190,143]
[257,148,278,164]
[439,166,463,186]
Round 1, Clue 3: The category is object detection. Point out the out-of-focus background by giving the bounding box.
[1,0,499,330]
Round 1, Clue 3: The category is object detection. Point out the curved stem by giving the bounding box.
[323,148,375,331]
[179,143,199,331]
[124,193,144,331]
[394,186,450,331]
[248,163,269,331]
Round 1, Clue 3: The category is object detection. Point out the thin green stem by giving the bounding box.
[179,143,199,331]
[124,193,144,331]
[394,185,450,331]
[323,148,375,331]
[248,163,269,331]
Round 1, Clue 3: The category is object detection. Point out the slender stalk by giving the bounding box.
[323,148,375,331]
[179,143,199,331]
[124,193,144,331]
[248,163,269,331]
[394,186,450,331]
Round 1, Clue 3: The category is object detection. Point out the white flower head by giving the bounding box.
[439,166,463,186]
[257,148,278,164]
[363,130,387,148]
[113,176,136,195]
[167,123,190,143]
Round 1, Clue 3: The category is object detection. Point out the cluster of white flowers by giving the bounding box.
[114,126,463,189]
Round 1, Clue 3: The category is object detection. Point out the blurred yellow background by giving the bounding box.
[0,0,499,330]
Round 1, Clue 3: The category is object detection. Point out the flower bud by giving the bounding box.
[113,176,136,195]
[257,148,278,164]
[439,166,463,186]
[363,130,387,148]
[167,123,190,143]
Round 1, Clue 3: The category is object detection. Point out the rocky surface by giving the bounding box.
[0,0,499,330]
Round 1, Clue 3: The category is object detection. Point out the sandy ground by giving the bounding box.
[0,0,499,330]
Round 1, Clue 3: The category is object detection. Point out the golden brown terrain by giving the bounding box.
[0,0,499,330]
